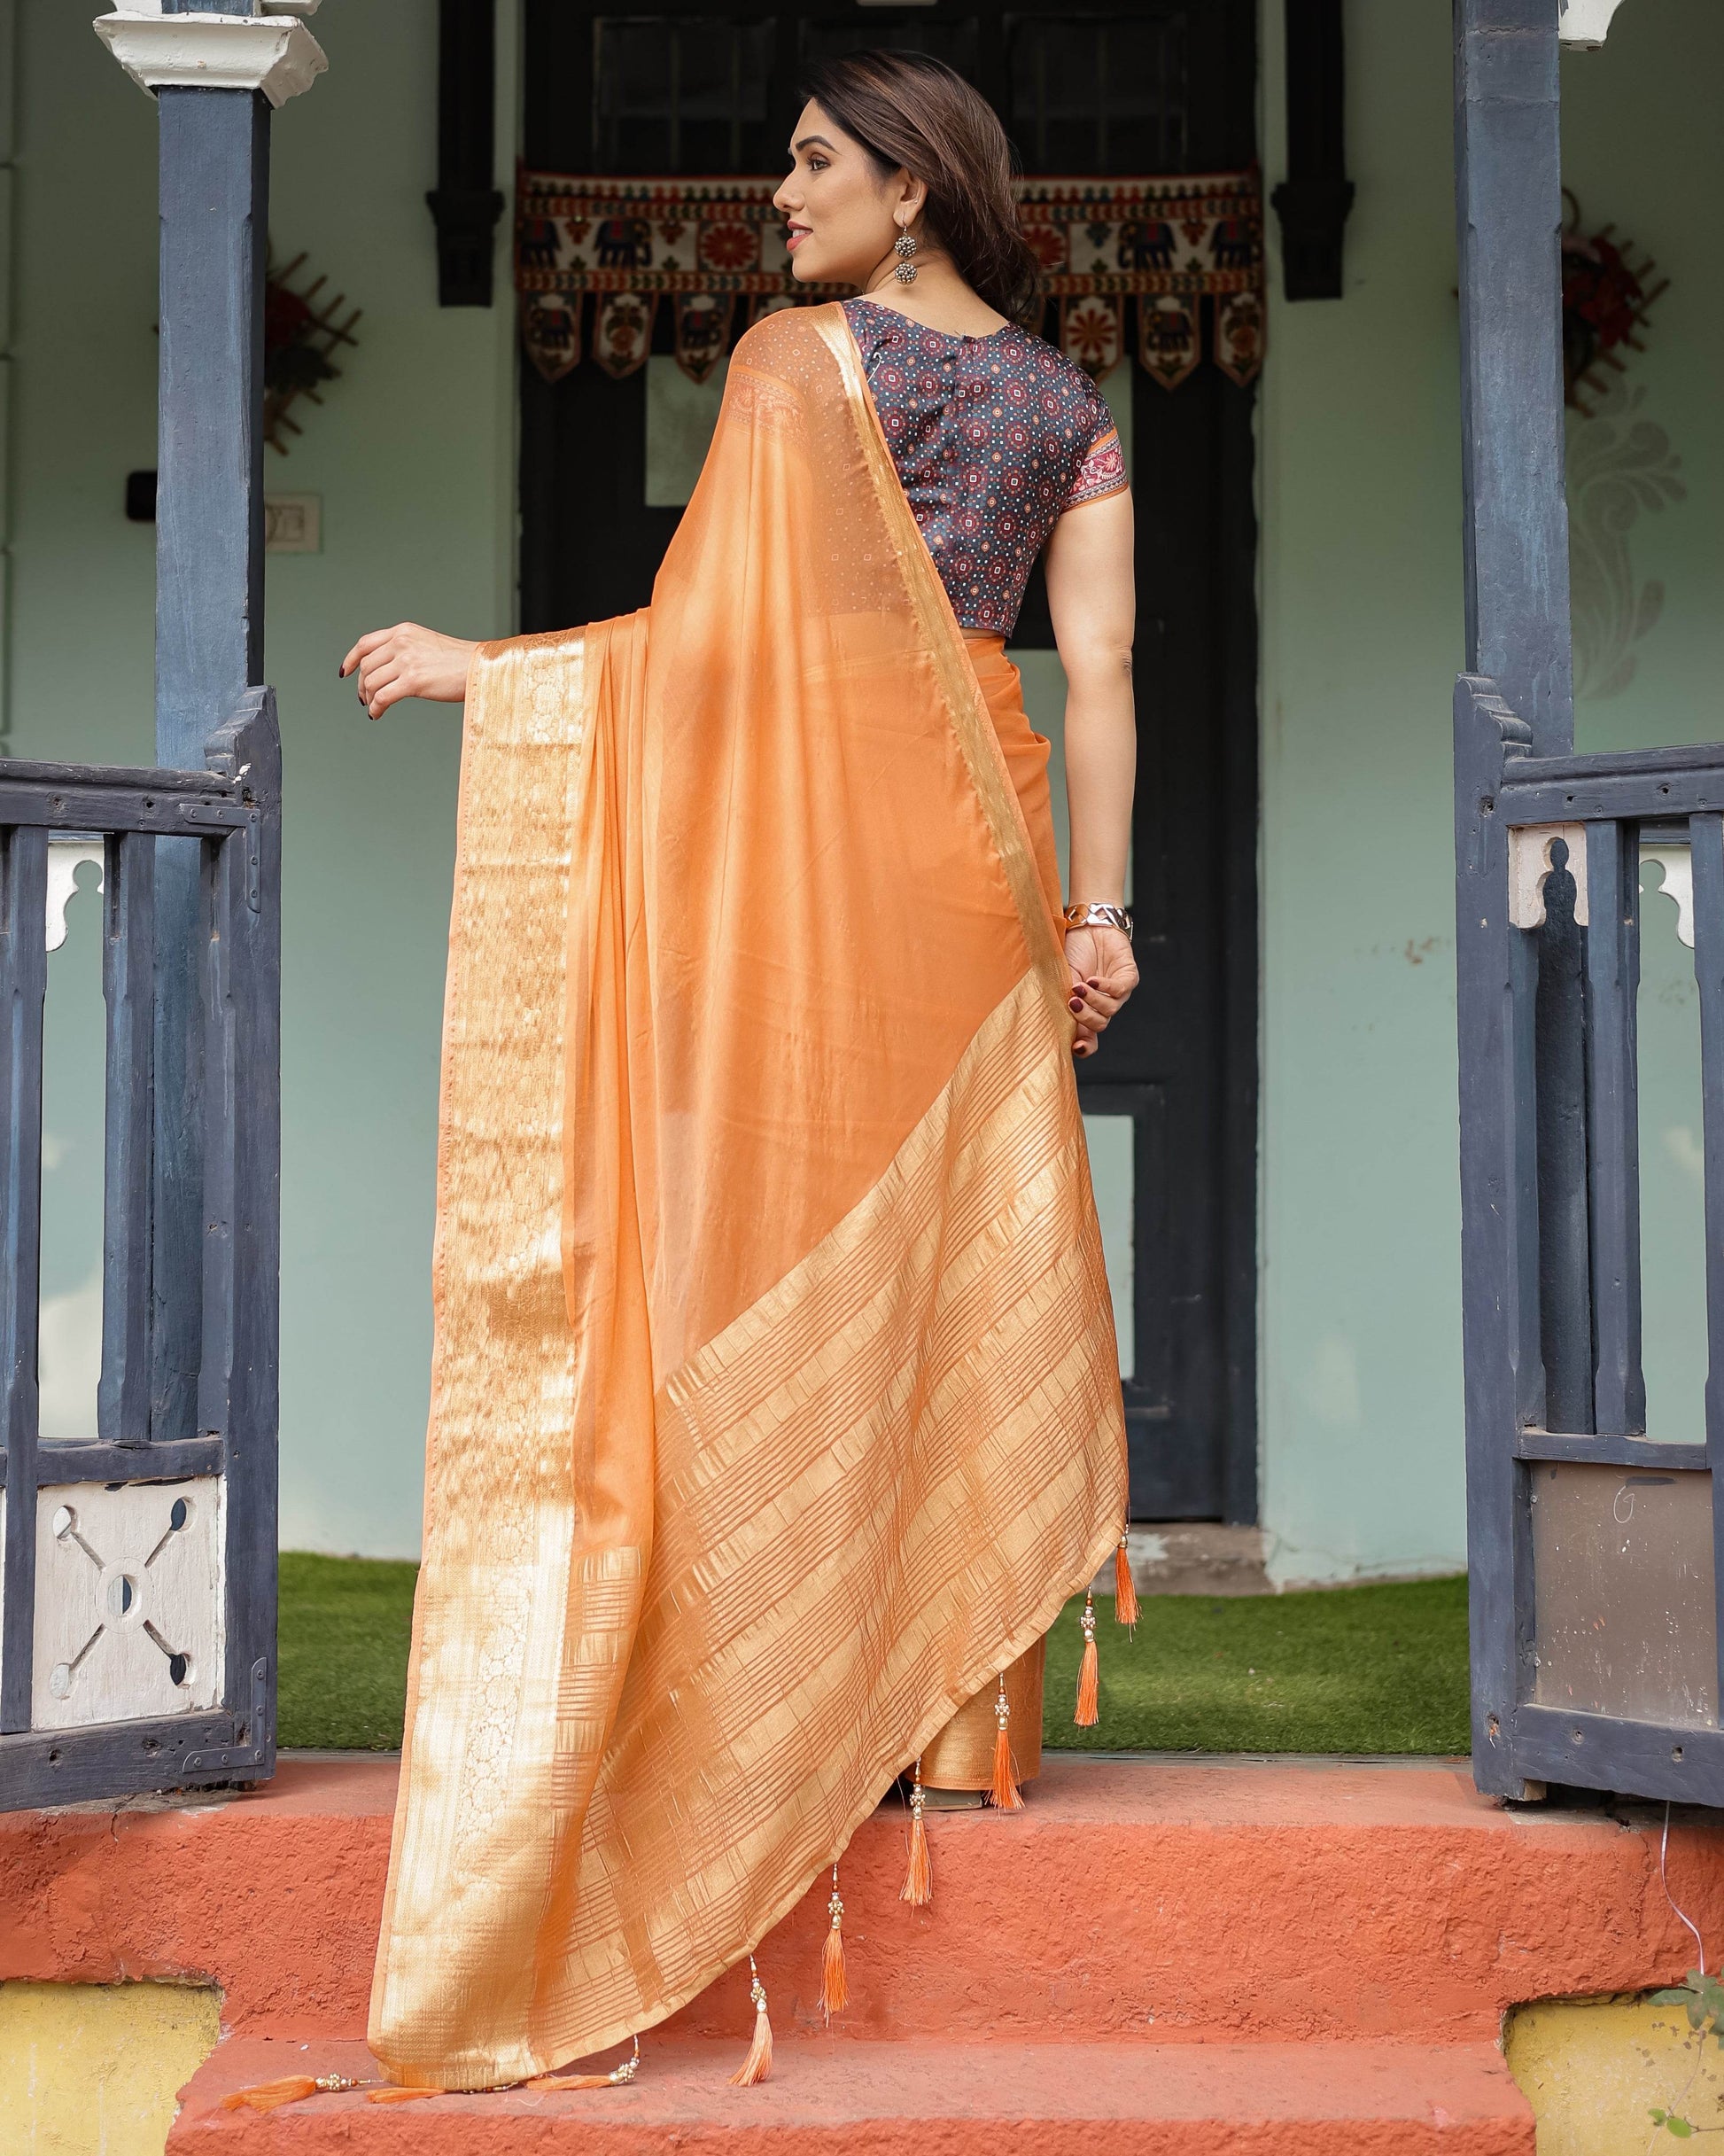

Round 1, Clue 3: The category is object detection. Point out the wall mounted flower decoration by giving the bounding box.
[263,249,361,454]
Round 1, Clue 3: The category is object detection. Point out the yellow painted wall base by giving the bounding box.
[0,1981,220,2156]
[1508,1995,1724,2152]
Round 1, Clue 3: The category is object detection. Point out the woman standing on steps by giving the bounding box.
[339,48,1138,2096]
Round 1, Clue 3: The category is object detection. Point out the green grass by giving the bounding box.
[278,1551,419,1750]
[1043,1574,1471,1755]
[276,1555,1470,1756]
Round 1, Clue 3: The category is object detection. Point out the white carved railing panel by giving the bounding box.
[44,840,103,953]
[31,1478,223,1728]
[1642,844,1696,950]
[1508,821,1591,930]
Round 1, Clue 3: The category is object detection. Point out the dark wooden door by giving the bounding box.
[520,0,1259,1524]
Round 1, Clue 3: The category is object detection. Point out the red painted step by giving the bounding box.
[170,2035,1534,2154]
[4,1753,1719,2046]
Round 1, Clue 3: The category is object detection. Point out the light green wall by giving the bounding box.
[1258,0,1469,1583]
[15,4,519,1555]
[1258,0,1724,1583]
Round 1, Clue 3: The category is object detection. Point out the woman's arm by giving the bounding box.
[339,623,478,719]
[1043,487,1138,1057]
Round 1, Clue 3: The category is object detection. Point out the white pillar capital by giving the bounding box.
[93,8,328,106]
[1559,0,1630,49]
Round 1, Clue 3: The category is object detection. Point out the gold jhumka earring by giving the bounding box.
[893,222,919,284]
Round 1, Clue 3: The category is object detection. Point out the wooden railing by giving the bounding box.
[0,691,279,1807]
[1456,673,1724,1804]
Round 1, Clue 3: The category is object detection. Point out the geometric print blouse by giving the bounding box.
[844,295,1129,636]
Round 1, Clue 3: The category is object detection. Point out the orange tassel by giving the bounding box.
[729,1957,774,2086]
[526,2035,641,2091]
[989,1673,1025,1811]
[220,2074,362,2112]
[901,1760,932,1906]
[819,1864,849,2023]
[1114,1533,1139,1630]
[1075,1592,1100,1726]
[366,2088,442,2105]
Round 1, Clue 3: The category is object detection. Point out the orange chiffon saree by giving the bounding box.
[369,303,1126,2090]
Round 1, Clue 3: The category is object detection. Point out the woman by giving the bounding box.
[342,50,1136,2096]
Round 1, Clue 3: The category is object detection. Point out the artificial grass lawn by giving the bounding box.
[1044,1573,1471,1755]
[277,1551,421,1751]
[277,1553,1470,1756]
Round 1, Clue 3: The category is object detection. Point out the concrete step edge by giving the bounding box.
[170,2034,1535,2152]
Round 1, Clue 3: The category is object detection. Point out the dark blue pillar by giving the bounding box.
[1453,0,1573,759]
[152,77,269,1441]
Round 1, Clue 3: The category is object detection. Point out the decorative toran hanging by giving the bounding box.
[516,168,1265,392]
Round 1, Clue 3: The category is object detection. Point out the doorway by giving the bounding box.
[518,0,1260,1523]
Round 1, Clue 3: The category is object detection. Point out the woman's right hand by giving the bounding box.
[340,623,479,719]
[1065,924,1138,1059]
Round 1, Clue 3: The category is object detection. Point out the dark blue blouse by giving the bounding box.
[844,297,1128,636]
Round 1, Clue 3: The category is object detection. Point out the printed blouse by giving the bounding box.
[843,295,1128,637]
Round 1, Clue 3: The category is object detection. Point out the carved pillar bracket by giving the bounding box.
[1559,0,1631,48]
[1270,0,1355,300]
[93,7,328,109]
[429,0,505,307]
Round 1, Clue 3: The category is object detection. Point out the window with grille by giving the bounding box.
[798,19,980,77]
[594,17,777,173]
[1005,13,1187,173]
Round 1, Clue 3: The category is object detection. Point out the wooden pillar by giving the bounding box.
[1453,0,1573,759]
[1452,0,1575,1802]
[151,76,269,1441]
[1270,0,1355,300]
[97,0,322,1440]
[427,0,504,306]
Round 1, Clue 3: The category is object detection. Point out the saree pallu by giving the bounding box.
[369,303,1126,2090]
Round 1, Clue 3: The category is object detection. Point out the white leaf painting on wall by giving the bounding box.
[1568,378,1685,700]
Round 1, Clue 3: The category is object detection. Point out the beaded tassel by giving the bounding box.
[729,1958,774,2087]
[525,2036,641,2091]
[901,1758,933,1906]
[1114,1531,1139,1630]
[220,2074,364,2113]
[820,1864,850,2023]
[989,1673,1025,1810]
[1075,1591,1100,1726]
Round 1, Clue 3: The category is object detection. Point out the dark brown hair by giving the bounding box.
[798,50,1042,328]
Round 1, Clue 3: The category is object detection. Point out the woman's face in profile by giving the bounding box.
[773,100,904,290]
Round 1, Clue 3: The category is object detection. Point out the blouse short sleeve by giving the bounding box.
[1064,400,1129,512]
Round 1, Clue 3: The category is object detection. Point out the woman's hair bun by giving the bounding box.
[798,49,1043,329]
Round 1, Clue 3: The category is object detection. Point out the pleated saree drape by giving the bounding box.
[369,303,1127,2090]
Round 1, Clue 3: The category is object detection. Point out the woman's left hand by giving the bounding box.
[340,622,479,719]
[1064,924,1138,1059]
